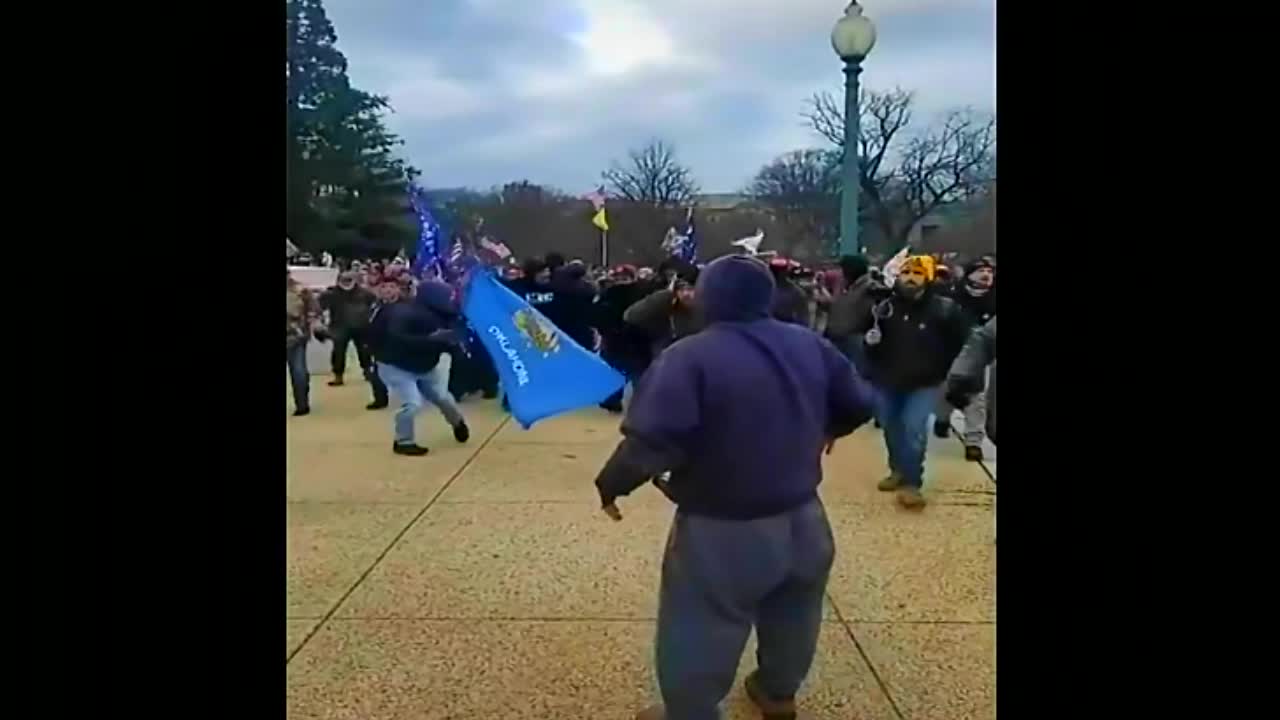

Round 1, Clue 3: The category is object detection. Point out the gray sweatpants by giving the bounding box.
[655,498,835,720]
[936,367,989,448]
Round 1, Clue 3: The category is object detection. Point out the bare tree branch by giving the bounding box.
[746,149,841,256]
[802,86,994,250]
[602,139,700,207]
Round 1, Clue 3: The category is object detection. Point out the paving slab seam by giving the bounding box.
[286,414,513,666]
[825,593,907,720]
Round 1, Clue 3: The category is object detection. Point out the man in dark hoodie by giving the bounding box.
[369,279,470,456]
[319,271,378,387]
[932,257,997,459]
[851,256,971,509]
[594,255,875,720]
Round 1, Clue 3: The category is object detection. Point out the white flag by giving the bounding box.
[732,229,765,255]
[881,246,911,288]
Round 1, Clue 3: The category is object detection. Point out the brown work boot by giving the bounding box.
[634,704,665,720]
[896,486,927,510]
[877,472,903,492]
[745,671,798,720]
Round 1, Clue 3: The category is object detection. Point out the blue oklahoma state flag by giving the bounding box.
[462,271,625,428]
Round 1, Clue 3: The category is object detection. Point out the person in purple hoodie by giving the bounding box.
[593,255,876,720]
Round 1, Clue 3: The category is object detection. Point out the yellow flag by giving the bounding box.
[592,208,609,231]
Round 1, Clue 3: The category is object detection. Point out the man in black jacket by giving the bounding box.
[319,271,377,387]
[852,255,971,509]
[933,257,996,460]
[361,276,402,410]
[594,266,652,413]
[370,280,470,456]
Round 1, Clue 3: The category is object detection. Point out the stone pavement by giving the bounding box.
[287,380,995,720]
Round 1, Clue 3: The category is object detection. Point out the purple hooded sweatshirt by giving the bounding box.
[594,255,875,520]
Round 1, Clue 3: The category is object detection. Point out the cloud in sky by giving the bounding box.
[323,0,995,193]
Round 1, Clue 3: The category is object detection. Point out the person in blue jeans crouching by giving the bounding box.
[368,279,470,456]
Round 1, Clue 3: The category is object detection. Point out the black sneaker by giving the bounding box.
[599,398,624,414]
[932,420,951,439]
[327,376,344,387]
[964,445,984,462]
[366,400,389,410]
[453,421,470,443]
[392,443,429,456]
[292,407,311,417]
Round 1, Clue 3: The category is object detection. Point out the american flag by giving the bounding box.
[673,207,697,263]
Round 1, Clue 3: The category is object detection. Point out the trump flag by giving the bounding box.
[462,271,625,429]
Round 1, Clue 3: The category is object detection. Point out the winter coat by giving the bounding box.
[320,285,377,332]
[623,288,703,357]
[948,317,996,444]
[852,288,971,392]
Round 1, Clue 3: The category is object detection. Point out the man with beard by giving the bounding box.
[319,271,378,389]
[852,256,970,509]
[623,267,702,362]
[932,257,997,461]
[595,266,653,413]
[369,279,470,456]
[594,255,875,720]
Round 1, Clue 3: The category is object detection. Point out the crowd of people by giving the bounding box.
[286,244,997,720]
[287,247,996,488]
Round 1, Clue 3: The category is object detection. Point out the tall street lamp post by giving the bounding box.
[831,2,876,256]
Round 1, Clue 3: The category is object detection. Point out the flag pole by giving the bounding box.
[601,227,609,267]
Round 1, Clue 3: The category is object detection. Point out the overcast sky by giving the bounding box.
[324,0,995,194]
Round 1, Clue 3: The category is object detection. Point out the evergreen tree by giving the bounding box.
[286,0,418,255]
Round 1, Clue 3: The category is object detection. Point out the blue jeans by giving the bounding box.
[286,341,309,411]
[377,358,464,445]
[655,500,833,720]
[874,386,939,489]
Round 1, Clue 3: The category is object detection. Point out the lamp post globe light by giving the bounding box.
[831,2,876,256]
